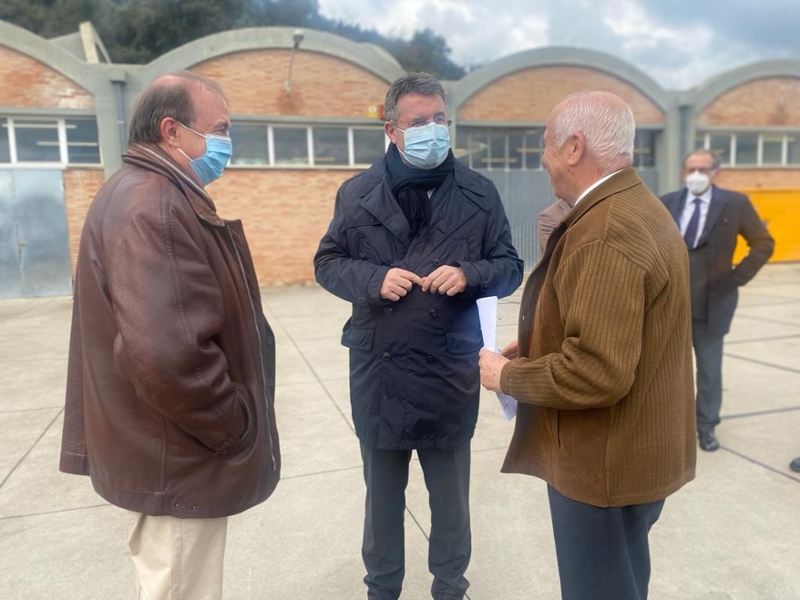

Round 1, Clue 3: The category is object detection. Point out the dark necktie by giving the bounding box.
[683,198,702,249]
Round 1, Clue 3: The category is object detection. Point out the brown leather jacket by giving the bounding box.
[60,144,280,518]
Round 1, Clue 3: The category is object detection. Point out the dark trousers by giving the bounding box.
[360,442,471,600]
[692,318,725,433]
[548,486,665,600]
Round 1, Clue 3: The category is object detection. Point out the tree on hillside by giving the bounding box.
[0,0,465,79]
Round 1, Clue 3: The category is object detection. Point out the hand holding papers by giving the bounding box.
[476,296,518,420]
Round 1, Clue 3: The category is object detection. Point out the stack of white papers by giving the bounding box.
[476,296,517,420]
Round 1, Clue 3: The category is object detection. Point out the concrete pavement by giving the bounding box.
[1,263,799,599]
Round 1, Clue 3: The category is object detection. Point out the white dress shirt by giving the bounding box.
[573,170,622,207]
[678,187,712,248]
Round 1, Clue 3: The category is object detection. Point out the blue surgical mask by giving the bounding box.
[178,122,232,186]
[397,121,451,169]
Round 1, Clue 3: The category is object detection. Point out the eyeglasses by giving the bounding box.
[396,117,452,129]
[687,167,716,175]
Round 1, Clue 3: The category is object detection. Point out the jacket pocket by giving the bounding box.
[227,383,255,454]
[445,330,483,355]
[341,326,375,352]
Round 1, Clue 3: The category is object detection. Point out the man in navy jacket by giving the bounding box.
[661,149,774,452]
[314,72,523,600]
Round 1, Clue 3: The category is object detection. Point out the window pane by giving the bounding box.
[314,127,348,166]
[454,128,469,163]
[273,127,308,165]
[694,133,706,150]
[735,134,757,165]
[0,119,9,163]
[15,119,60,162]
[230,124,268,166]
[66,118,100,164]
[489,132,507,170]
[524,129,542,169]
[708,134,731,166]
[762,135,783,165]
[353,128,385,165]
[634,130,656,168]
[468,130,489,170]
[788,135,800,165]
[507,131,524,170]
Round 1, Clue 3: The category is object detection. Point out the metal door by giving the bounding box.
[480,168,661,270]
[478,170,556,268]
[0,170,72,298]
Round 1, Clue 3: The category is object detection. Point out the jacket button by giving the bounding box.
[191,505,198,511]
[382,352,391,361]
[426,356,437,364]
[174,502,181,508]
[428,309,439,318]
[384,307,393,314]
[433,259,442,267]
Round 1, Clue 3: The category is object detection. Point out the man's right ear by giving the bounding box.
[160,117,181,148]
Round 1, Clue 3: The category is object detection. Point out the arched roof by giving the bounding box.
[143,26,406,84]
[692,59,800,113]
[0,20,100,95]
[449,46,669,114]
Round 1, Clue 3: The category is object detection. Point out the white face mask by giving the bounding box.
[685,170,711,196]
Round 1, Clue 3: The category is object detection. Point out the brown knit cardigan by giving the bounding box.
[500,167,696,507]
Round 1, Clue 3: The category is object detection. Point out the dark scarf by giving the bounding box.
[385,143,455,237]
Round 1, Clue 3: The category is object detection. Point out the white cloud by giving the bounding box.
[317,0,797,89]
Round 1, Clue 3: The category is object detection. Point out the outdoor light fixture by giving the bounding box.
[284,29,304,93]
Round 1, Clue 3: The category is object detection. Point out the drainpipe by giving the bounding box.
[109,67,128,157]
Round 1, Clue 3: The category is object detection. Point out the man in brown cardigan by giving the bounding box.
[479,91,696,600]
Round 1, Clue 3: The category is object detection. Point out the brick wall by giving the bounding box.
[63,169,106,272]
[207,167,358,285]
[187,49,392,285]
[716,169,800,190]
[191,50,389,117]
[0,46,93,109]
[698,77,800,127]
[457,66,665,124]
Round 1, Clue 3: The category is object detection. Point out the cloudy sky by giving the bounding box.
[317,0,800,90]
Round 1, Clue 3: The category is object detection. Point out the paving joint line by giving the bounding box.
[0,407,64,491]
[721,446,800,484]
[723,353,800,375]
[267,308,356,436]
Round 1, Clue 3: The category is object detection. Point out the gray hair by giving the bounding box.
[550,91,635,172]
[384,72,445,124]
[128,71,226,145]
[683,148,720,170]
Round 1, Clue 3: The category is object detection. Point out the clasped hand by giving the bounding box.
[380,266,467,301]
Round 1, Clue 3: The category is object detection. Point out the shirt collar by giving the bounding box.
[574,169,623,207]
[686,185,713,204]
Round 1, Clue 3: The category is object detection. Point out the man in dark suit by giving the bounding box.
[661,149,774,452]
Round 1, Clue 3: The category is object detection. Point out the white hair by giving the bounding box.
[550,92,635,172]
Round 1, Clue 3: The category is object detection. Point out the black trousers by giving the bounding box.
[360,442,471,600]
[692,318,725,433]
[548,486,665,600]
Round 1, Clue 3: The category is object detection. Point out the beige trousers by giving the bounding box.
[127,512,228,600]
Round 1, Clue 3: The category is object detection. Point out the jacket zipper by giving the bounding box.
[228,228,277,471]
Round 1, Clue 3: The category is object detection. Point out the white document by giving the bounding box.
[476,296,518,420]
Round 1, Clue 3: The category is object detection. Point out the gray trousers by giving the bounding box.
[692,318,725,433]
[548,486,665,600]
[360,442,471,600]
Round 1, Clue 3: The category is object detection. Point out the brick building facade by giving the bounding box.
[1,20,798,297]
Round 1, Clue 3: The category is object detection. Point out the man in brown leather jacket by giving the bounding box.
[59,72,280,600]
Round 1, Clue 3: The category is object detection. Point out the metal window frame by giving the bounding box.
[0,116,102,168]
[229,121,385,169]
[697,129,800,168]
